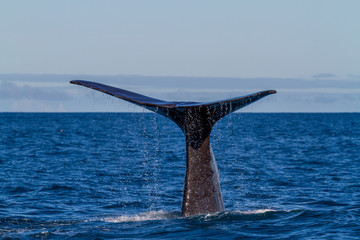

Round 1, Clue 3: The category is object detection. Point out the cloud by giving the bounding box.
[347,74,360,79]
[0,81,72,101]
[1,73,360,91]
[10,99,53,112]
[1,74,359,112]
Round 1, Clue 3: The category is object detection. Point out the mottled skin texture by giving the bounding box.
[70,80,276,216]
[182,135,224,216]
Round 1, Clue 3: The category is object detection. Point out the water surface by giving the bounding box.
[0,113,359,239]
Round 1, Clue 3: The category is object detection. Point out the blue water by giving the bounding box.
[0,113,359,239]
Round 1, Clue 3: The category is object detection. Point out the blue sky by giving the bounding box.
[1,1,359,112]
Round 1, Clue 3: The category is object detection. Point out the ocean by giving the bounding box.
[0,113,359,239]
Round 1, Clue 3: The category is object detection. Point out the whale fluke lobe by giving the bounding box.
[70,80,276,216]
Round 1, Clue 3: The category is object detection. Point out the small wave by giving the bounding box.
[5,186,33,194]
[96,210,179,223]
[0,217,34,225]
[41,184,75,191]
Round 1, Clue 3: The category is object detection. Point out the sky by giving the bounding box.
[1,0,359,112]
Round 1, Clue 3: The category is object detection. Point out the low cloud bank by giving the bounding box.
[0,74,359,112]
[0,81,72,101]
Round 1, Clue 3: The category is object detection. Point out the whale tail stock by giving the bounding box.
[70,80,276,216]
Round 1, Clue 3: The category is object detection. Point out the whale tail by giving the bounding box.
[70,80,276,216]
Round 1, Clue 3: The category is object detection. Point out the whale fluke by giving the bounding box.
[70,80,276,216]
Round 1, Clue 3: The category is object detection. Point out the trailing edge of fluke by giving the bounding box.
[70,80,276,216]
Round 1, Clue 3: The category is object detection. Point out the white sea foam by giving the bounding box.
[237,209,277,214]
[95,209,278,223]
[202,209,277,220]
[99,210,178,223]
